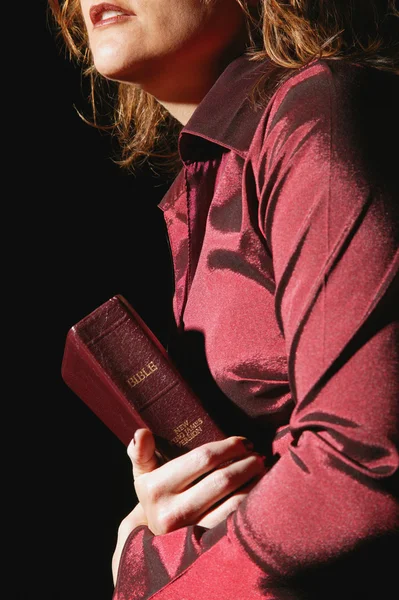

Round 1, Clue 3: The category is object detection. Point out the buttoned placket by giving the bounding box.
[160,152,220,332]
[158,166,191,334]
[179,164,192,332]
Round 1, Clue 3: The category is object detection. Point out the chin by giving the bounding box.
[91,40,133,79]
[95,63,127,82]
[93,53,148,85]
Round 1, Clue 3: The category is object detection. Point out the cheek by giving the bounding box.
[149,2,210,46]
[154,2,244,54]
[80,3,92,32]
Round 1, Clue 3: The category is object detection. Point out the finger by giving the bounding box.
[175,453,266,525]
[196,490,247,528]
[127,428,160,479]
[196,474,263,529]
[145,436,256,492]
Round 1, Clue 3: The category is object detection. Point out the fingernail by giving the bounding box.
[242,438,254,451]
[252,452,267,464]
[127,438,135,456]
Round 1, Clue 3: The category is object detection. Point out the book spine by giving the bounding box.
[62,296,226,460]
[61,329,148,446]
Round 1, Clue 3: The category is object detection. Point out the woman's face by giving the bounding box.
[79,0,249,99]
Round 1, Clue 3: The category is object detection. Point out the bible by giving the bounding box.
[61,294,227,461]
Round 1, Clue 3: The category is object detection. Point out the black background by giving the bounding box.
[21,4,174,598]
[15,5,399,600]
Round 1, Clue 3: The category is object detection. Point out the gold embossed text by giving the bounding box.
[127,360,158,388]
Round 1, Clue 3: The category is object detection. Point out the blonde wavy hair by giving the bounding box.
[48,0,398,174]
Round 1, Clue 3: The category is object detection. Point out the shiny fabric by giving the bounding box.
[113,55,399,599]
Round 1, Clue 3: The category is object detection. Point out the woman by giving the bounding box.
[48,1,399,598]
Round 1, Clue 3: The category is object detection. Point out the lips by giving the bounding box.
[89,3,135,26]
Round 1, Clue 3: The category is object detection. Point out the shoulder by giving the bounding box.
[248,59,398,180]
[264,58,398,116]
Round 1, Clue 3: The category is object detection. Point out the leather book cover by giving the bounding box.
[61,294,226,461]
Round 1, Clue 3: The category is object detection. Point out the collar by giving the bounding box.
[178,53,272,163]
[157,54,272,211]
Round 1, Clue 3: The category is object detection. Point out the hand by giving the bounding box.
[112,430,267,583]
[131,429,267,533]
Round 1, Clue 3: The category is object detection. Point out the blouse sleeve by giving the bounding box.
[113,63,399,600]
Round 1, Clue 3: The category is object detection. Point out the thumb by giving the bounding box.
[127,428,160,479]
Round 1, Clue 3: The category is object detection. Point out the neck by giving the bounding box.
[141,64,220,125]
[159,102,201,127]
[139,47,248,125]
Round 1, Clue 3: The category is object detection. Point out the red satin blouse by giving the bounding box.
[113,54,399,600]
